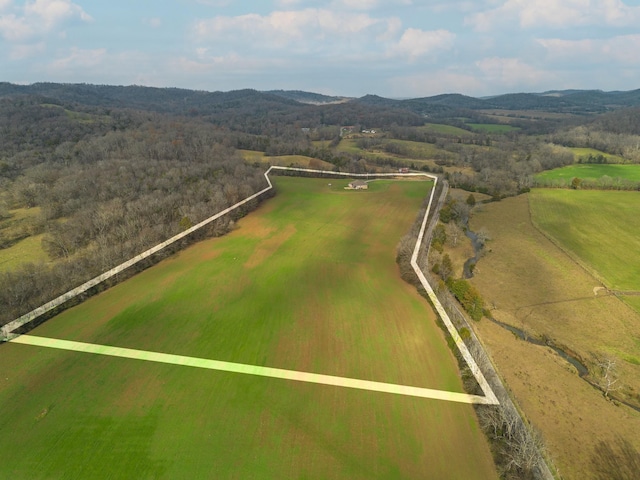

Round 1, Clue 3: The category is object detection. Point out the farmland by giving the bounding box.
[468,191,640,479]
[534,163,640,183]
[529,189,640,291]
[238,150,334,170]
[466,123,520,133]
[417,123,473,136]
[0,176,496,479]
[0,207,47,272]
[567,147,627,163]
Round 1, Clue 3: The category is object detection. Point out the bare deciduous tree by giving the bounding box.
[596,356,620,399]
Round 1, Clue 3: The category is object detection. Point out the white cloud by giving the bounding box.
[331,0,380,9]
[275,0,412,9]
[194,8,384,53]
[41,48,168,86]
[172,52,287,74]
[49,46,107,70]
[467,0,640,31]
[275,0,303,6]
[390,71,484,97]
[376,16,401,41]
[9,40,45,59]
[0,14,31,41]
[538,34,640,65]
[475,57,551,88]
[25,0,91,27]
[389,28,455,61]
[194,8,454,62]
[0,0,91,42]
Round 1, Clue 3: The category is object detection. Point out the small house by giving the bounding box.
[348,180,368,190]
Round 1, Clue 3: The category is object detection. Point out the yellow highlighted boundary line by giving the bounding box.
[10,335,494,405]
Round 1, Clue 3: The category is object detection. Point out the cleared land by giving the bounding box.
[567,147,627,163]
[535,164,640,182]
[0,233,47,271]
[417,123,473,136]
[0,177,497,479]
[336,139,456,165]
[466,123,520,133]
[529,189,640,291]
[239,150,334,170]
[0,207,47,271]
[469,192,640,479]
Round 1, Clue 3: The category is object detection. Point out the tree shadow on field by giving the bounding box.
[590,436,640,480]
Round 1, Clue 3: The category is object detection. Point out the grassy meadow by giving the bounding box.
[535,164,640,182]
[529,189,640,291]
[0,207,47,272]
[239,150,334,170]
[468,191,640,479]
[337,138,456,163]
[417,123,473,136]
[466,123,520,133]
[0,176,496,479]
[0,233,47,271]
[568,147,627,163]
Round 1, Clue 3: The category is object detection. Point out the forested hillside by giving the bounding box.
[0,96,270,325]
[1,82,640,326]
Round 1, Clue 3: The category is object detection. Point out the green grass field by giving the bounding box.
[469,193,640,478]
[535,164,640,182]
[0,207,47,272]
[337,138,455,162]
[529,189,640,291]
[0,233,48,271]
[567,147,627,164]
[239,150,334,169]
[417,123,473,136]
[0,177,496,479]
[466,123,520,133]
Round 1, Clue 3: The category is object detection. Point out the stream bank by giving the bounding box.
[486,315,640,413]
[461,219,640,413]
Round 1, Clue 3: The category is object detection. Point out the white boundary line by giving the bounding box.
[9,335,492,404]
[2,166,498,405]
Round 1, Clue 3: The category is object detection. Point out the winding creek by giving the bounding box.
[462,224,640,413]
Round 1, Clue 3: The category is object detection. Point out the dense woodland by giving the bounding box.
[1,83,640,326]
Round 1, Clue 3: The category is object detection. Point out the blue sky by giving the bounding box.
[2,0,640,97]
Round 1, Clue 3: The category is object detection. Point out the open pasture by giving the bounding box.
[529,189,640,291]
[469,192,640,479]
[535,163,640,183]
[0,176,496,479]
[239,150,334,170]
[466,123,520,133]
[337,138,455,163]
[567,147,627,163]
[417,123,473,136]
[0,207,47,272]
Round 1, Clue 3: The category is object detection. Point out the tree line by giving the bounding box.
[0,114,269,326]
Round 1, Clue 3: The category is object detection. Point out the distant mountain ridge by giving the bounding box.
[356,89,640,115]
[1,82,639,117]
[266,90,350,105]
[0,83,301,115]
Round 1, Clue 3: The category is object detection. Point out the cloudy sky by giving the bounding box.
[1,0,640,98]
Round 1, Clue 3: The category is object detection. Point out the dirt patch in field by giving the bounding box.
[193,246,223,263]
[244,224,296,269]
[109,367,166,415]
